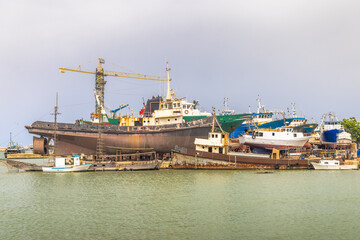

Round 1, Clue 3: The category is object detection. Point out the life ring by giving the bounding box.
[184,110,189,114]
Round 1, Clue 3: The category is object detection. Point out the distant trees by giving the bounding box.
[341,117,360,144]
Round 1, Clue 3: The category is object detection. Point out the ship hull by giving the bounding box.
[230,118,294,138]
[172,148,313,169]
[183,113,251,134]
[239,134,310,150]
[26,120,213,155]
[320,129,343,144]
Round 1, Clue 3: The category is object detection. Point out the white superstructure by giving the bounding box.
[195,132,229,154]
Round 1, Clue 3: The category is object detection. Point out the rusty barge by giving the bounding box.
[26,118,214,155]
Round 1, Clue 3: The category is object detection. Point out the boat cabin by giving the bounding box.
[289,118,306,127]
[54,156,81,168]
[320,112,345,131]
[195,132,229,154]
[318,160,340,166]
[322,121,344,131]
[152,99,206,125]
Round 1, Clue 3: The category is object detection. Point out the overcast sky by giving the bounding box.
[1,0,360,146]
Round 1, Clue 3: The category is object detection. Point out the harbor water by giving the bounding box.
[1,164,360,239]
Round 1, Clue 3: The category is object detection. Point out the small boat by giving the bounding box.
[42,156,92,172]
[311,160,358,170]
[4,133,25,158]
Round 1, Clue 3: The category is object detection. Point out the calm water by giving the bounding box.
[1,164,360,240]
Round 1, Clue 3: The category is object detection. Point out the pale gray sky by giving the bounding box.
[1,0,360,145]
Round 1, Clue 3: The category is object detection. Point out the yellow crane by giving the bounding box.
[59,58,172,120]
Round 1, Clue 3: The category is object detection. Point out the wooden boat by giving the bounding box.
[42,156,92,172]
[119,160,162,171]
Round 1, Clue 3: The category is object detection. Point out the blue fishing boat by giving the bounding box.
[230,97,303,138]
[319,112,351,144]
[231,101,317,138]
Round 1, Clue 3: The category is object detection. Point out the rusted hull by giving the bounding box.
[172,149,314,170]
[26,120,213,155]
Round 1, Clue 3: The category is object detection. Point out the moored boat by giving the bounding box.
[42,156,92,172]
[4,133,25,158]
[311,160,358,170]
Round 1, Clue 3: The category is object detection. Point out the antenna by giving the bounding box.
[256,95,261,113]
[224,97,228,111]
[291,103,296,117]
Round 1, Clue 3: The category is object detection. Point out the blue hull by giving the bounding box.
[320,129,343,143]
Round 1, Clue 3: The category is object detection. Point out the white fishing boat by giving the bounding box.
[239,127,311,150]
[311,160,358,170]
[42,156,92,172]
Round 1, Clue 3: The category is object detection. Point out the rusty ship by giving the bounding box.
[26,59,250,155]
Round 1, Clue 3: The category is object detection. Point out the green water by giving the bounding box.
[1,164,360,240]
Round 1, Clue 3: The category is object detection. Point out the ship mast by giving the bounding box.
[165,61,172,100]
[256,95,262,113]
[224,97,229,112]
[9,132,14,147]
[50,93,60,155]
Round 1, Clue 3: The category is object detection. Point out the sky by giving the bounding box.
[1,0,360,146]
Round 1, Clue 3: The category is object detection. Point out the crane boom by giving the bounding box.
[59,58,172,122]
[59,68,95,75]
[104,71,168,81]
[59,68,169,82]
